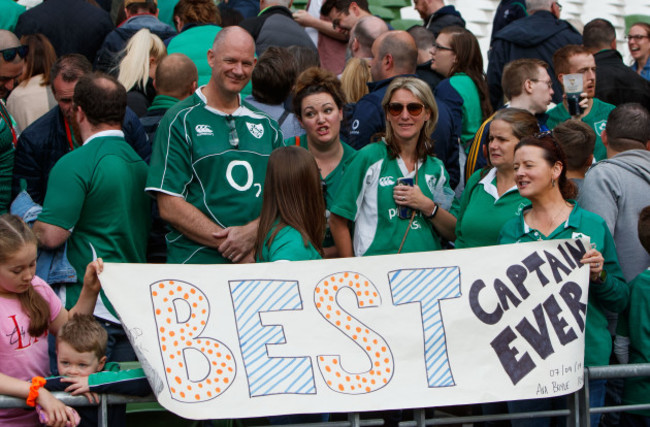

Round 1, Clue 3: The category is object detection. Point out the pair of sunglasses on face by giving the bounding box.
[1,45,29,62]
[387,102,426,117]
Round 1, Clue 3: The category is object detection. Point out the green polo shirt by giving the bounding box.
[546,98,615,161]
[258,224,322,262]
[286,135,357,248]
[38,132,151,318]
[498,202,629,367]
[452,168,528,249]
[330,141,454,256]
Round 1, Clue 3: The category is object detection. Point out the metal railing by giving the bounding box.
[2,364,649,427]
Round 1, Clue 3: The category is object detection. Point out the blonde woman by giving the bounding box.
[116,28,167,117]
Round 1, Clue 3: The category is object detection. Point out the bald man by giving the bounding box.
[146,27,284,264]
[348,16,388,59]
[0,30,21,212]
[345,31,418,149]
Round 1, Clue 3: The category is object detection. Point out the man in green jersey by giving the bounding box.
[34,73,151,362]
[546,44,615,161]
[146,26,283,264]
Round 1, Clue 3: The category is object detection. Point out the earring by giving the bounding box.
[552,179,556,187]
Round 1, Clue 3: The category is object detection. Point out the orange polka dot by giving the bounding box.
[156,309,161,315]
[175,376,182,384]
[159,283,165,288]
[338,384,345,391]
[366,387,371,392]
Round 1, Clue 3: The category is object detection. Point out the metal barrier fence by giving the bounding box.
[2,364,650,427]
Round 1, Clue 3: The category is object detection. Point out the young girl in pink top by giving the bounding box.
[0,214,103,427]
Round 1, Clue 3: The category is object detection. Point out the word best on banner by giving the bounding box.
[99,238,590,420]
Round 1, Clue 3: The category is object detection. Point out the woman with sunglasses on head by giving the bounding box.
[628,22,650,81]
[498,133,628,427]
[453,108,538,249]
[288,67,357,258]
[430,26,492,187]
[330,77,456,257]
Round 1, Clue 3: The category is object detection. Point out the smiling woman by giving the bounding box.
[628,22,650,80]
[329,77,456,257]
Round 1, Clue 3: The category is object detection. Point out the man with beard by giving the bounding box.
[146,27,283,264]
[0,30,22,213]
[34,72,150,366]
[12,54,150,205]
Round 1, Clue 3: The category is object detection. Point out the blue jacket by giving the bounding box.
[95,14,176,72]
[12,106,151,205]
[10,191,77,285]
[344,74,460,188]
[487,10,581,108]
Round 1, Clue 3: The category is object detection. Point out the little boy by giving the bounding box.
[553,119,596,194]
[616,206,650,426]
[44,314,151,426]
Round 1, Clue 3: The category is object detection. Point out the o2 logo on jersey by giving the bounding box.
[226,160,262,197]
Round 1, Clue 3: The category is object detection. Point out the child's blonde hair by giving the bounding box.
[0,214,49,337]
[57,314,108,360]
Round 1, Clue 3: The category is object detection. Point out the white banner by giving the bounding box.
[100,239,590,420]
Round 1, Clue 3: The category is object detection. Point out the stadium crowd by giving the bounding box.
[1,0,650,425]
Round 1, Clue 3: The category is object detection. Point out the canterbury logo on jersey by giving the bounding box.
[379,176,395,187]
[246,122,264,139]
[195,124,214,136]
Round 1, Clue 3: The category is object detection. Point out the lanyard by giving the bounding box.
[64,117,75,151]
[0,102,17,147]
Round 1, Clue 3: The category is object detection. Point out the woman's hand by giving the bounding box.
[581,248,605,282]
[393,184,434,214]
[35,389,75,427]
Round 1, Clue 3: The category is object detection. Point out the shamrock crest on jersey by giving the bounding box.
[246,122,264,139]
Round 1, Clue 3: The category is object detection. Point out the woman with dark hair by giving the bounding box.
[430,26,492,185]
[453,108,538,248]
[628,22,650,80]
[499,133,628,427]
[289,67,356,257]
[330,77,455,257]
[255,146,325,262]
[6,34,57,131]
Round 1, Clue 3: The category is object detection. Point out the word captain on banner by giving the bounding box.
[99,239,590,420]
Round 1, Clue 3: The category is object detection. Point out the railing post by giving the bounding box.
[99,395,108,427]
[348,412,360,427]
[412,408,425,427]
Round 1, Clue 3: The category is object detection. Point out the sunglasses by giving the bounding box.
[387,102,425,117]
[226,115,239,148]
[1,45,29,62]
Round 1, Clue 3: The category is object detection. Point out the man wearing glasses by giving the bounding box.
[146,27,284,265]
[487,0,581,109]
[0,30,23,213]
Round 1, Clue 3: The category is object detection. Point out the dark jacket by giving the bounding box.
[487,10,582,108]
[239,6,316,55]
[12,106,151,205]
[593,49,650,111]
[95,14,176,73]
[14,0,114,63]
[490,0,527,42]
[424,5,465,37]
[415,60,444,90]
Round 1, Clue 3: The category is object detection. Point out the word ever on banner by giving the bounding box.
[99,238,590,420]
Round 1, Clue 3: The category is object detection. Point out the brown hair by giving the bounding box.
[552,44,591,77]
[483,108,539,172]
[0,215,49,337]
[639,206,650,255]
[382,77,438,161]
[553,120,596,170]
[19,34,57,87]
[255,147,326,261]
[340,58,371,103]
[439,26,492,121]
[252,47,296,105]
[293,67,346,117]
[515,134,578,200]
[57,314,108,360]
[501,58,548,100]
[605,103,650,152]
[630,22,650,38]
[173,0,221,26]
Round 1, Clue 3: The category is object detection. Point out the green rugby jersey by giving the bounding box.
[146,89,284,264]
